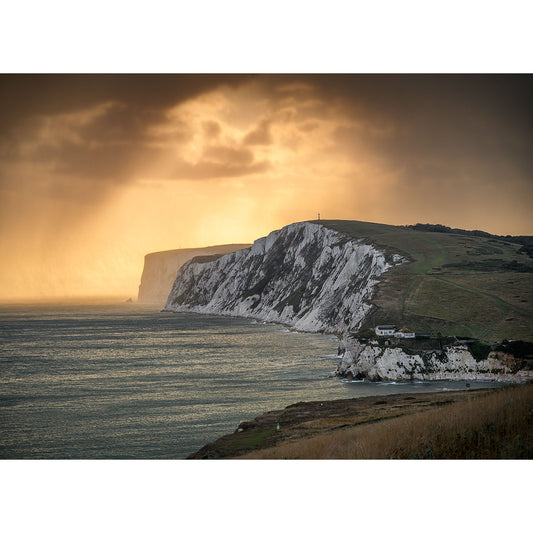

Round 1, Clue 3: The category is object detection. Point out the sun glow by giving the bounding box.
[1,75,531,301]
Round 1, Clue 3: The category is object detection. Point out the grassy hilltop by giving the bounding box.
[318,220,533,342]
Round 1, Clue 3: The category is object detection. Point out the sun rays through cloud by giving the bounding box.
[1,74,532,300]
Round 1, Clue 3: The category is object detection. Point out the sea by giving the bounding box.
[0,302,503,459]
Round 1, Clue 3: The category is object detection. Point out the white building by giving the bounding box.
[375,325,396,336]
[375,325,416,338]
[394,327,416,339]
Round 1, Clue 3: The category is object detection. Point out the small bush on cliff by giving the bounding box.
[468,341,492,361]
[357,329,374,340]
[495,340,533,359]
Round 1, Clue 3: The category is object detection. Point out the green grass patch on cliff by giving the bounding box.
[468,341,492,361]
[494,340,533,359]
[227,426,279,451]
[317,220,533,342]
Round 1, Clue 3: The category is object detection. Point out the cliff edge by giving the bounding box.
[164,222,402,333]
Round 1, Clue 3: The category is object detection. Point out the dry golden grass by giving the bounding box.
[240,382,533,459]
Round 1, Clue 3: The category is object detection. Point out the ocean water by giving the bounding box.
[0,302,502,459]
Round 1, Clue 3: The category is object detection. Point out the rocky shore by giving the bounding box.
[336,337,533,382]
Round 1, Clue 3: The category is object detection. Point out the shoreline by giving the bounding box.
[162,307,344,339]
[187,385,504,459]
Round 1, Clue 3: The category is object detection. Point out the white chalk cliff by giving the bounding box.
[165,222,398,333]
[337,338,533,382]
[164,221,530,381]
[138,244,250,305]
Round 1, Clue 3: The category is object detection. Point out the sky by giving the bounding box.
[1,74,532,301]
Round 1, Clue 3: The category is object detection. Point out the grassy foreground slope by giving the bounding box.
[241,382,533,459]
[318,220,533,341]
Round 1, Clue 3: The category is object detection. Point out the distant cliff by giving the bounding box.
[138,244,250,305]
[164,222,402,332]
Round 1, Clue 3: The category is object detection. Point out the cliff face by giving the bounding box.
[138,244,250,305]
[336,338,533,382]
[165,222,400,333]
[163,221,530,382]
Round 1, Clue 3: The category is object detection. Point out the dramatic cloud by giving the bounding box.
[0,74,531,300]
[243,119,273,146]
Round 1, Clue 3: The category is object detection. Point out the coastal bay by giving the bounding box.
[0,302,501,459]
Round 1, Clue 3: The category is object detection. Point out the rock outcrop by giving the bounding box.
[138,244,250,305]
[336,337,533,382]
[164,222,400,333]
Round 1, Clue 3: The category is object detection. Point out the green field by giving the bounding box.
[318,220,533,341]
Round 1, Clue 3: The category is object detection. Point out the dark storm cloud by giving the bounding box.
[0,74,254,183]
[37,140,163,181]
[1,73,532,200]
[307,74,533,172]
[203,145,255,166]
[173,148,272,180]
[76,103,163,145]
[173,159,272,180]
[3,73,531,187]
[260,73,533,154]
[250,74,533,233]
[172,144,271,180]
[265,74,533,208]
[0,74,253,131]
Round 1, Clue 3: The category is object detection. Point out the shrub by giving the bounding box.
[468,341,492,361]
[495,340,533,359]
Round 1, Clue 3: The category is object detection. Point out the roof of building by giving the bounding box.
[376,325,396,329]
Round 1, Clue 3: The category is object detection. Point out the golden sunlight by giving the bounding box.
[1,74,531,301]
